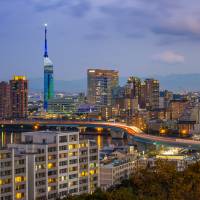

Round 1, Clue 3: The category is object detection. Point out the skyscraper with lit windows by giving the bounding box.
[43,24,54,110]
[143,78,160,110]
[0,81,11,119]
[10,76,28,118]
[87,69,119,107]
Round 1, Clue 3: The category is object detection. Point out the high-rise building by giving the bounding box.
[0,148,28,200]
[10,131,99,199]
[0,81,11,119]
[159,90,173,109]
[125,77,141,100]
[124,77,141,116]
[87,69,119,107]
[44,24,54,111]
[140,82,146,109]
[143,79,160,110]
[10,76,28,118]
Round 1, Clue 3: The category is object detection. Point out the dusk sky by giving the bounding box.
[1,0,200,81]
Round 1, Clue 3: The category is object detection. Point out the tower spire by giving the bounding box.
[44,24,48,58]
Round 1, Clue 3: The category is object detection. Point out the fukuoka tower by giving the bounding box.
[43,24,54,110]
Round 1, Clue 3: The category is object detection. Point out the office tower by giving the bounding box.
[10,131,99,199]
[48,93,86,117]
[140,82,146,109]
[0,81,11,119]
[143,79,160,110]
[126,77,141,100]
[0,148,28,200]
[10,76,28,118]
[44,24,54,110]
[48,96,78,116]
[87,69,119,107]
[125,77,141,111]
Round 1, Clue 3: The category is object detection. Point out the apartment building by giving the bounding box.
[0,148,28,200]
[10,76,28,119]
[0,81,11,119]
[9,131,99,200]
[100,153,137,190]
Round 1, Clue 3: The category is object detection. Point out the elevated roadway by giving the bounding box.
[1,120,200,149]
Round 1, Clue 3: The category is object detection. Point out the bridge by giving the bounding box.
[1,120,200,149]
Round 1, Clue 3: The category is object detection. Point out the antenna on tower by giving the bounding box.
[44,23,48,58]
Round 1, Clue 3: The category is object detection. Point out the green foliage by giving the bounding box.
[59,161,200,200]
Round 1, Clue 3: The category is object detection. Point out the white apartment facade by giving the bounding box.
[0,148,28,200]
[100,159,137,190]
[9,131,99,200]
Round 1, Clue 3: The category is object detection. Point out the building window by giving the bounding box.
[16,192,24,199]
[48,163,56,169]
[15,176,25,183]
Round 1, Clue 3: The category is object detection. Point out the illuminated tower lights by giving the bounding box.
[43,24,54,110]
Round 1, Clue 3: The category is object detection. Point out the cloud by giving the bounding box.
[16,0,200,42]
[152,16,200,39]
[2,0,200,43]
[31,0,66,11]
[93,0,200,42]
[152,51,185,64]
[30,0,91,17]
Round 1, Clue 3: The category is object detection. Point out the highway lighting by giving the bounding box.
[181,129,188,135]
[160,128,166,134]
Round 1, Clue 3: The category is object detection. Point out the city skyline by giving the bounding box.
[1,1,200,81]
[2,1,200,199]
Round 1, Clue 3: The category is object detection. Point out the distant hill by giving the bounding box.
[155,74,200,92]
[29,74,200,93]
[29,78,87,93]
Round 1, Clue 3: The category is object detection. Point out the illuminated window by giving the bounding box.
[0,179,2,185]
[68,144,77,150]
[48,163,55,169]
[48,186,51,192]
[59,176,67,181]
[80,171,88,177]
[79,143,87,148]
[15,176,25,183]
[48,155,53,160]
[48,178,56,183]
[90,170,96,175]
[16,192,23,199]
[35,164,45,170]
[69,152,77,157]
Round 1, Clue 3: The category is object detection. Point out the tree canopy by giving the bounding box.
[59,161,200,200]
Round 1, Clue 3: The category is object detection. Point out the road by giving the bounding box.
[1,120,200,149]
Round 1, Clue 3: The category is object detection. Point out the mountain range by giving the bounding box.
[29,74,200,93]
